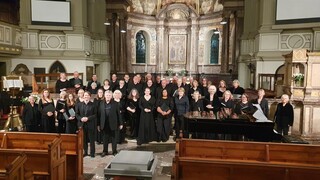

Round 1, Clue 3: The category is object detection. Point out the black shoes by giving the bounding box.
[101,152,108,157]
[112,151,118,156]
[90,154,95,158]
[84,152,88,157]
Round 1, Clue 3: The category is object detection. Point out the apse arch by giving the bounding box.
[49,60,66,80]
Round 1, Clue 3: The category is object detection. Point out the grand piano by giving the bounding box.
[184,112,283,142]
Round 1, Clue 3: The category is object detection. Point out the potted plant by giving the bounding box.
[293,73,304,87]
[180,69,187,76]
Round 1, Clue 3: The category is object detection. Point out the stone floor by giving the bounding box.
[83,137,175,180]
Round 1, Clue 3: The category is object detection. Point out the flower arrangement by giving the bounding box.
[166,68,173,75]
[21,94,39,104]
[293,73,304,82]
[179,69,187,76]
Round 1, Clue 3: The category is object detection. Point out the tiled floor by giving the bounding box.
[83,138,175,180]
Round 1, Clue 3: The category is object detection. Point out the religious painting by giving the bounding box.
[86,66,93,81]
[169,34,187,65]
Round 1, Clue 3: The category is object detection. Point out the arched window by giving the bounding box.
[136,31,146,63]
[210,33,219,64]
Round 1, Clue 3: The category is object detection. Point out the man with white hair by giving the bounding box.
[274,94,294,135]
[98,90,123,157]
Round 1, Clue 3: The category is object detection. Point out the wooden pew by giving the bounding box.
[0,153,33,180]
[172,139,320,180]
[0,137,66,179]
[0,129,83,180]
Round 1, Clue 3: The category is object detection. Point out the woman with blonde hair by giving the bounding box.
[219,90,234,119]
[217,80,227,97]
[56,91,68,133]
[38,89,55,133]
[174,87,189,139]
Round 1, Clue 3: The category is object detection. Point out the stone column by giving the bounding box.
[118,15,127,73]
[156,18,165,74]
[70,0,88,33]
[190,17,199,74]
[221,16,230,73]
[19,0,31,30]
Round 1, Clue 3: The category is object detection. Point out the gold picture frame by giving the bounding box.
[169,34,187,65]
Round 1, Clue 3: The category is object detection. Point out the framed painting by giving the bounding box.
[169,34,187,65]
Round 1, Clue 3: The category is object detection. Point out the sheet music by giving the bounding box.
[252,104,272,122]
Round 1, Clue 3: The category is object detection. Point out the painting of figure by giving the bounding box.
[169,34,187,64]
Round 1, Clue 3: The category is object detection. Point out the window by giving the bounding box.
[136,31,146,63]
[210,33,219,64]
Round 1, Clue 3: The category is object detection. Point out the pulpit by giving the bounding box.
[2,75,24,131]
[283,49,320,139]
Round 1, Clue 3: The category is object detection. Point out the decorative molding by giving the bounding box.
[40,34,66,50]
[280,33,312,51]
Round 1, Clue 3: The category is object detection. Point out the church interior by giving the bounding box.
[1,0,320,179]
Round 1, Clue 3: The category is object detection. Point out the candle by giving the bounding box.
[145,64,147,72]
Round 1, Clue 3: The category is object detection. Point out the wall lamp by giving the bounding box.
[220,18,227,25]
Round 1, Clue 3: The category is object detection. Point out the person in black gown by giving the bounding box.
[274,94,294,135]
[190,91,204,112]
[228,79,245,96]
[38,89,56,133]
[65,93,77,134]
[22,96,41,132]
[252,89,269,117]
[204,85,220,119]
[137,87,157,145]
[156,89,174,142]
[233,93,255,121]
[55,72,71,93]
[219,90,234,119]
[93,88,104,144]
[56,91,68,133]
[126,88,140,138]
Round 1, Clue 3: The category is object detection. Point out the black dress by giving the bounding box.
[156,97,174,142]
[38,99,56,133]
[22,102,41,132]
[137,96,157,145]
[56,99,67,133]
[126,98,140,138]
[55,79,71,93]
[65,103,77,134]
[274,103,294,135]
[204,94,221,114]
[190,99,204,112]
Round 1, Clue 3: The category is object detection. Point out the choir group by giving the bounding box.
[22,71,294,158]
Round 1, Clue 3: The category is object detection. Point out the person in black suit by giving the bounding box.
[98,90,123,157]
[55,72,71,93]
[69,71,83,93]
[76,91,97,157]
[22,96,41,132]
[274,94,294,135]
[252,89,269,117]
[110,73,119,91]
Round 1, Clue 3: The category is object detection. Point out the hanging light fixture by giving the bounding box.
[213,29,220,34]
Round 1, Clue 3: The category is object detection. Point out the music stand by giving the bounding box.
[2,75,24,131]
